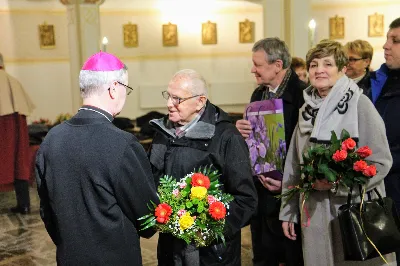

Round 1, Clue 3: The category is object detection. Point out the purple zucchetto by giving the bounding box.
[81,51,124,71]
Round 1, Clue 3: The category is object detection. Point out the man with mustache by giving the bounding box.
[236,38,306,266]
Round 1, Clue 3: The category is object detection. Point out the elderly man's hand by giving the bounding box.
[235,119,252,138]
[258,174,282,193]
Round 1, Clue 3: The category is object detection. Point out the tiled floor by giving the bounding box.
[0,187,254,265]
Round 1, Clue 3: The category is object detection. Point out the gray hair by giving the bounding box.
[0,53,4,69]
[252,37,292,69]
[169,69,208,98]
[79,65,128,98]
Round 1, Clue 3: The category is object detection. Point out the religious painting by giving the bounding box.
[38,22,56,49]
[329,15,345,39]
[368,13,384,37]
[162,23,178,47]
[239,19,254,43]
[123,22,138,47]
[202,21,217,45]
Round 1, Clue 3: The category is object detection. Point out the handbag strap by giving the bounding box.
[346,185,383,206]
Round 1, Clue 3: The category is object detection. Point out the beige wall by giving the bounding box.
[310,0,399,70]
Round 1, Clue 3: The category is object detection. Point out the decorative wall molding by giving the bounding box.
[312,0,400,9]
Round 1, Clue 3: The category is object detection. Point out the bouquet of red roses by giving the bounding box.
[279,129,376,206]
[138,166,234,247]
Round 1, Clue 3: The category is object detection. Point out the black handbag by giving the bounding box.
[338,186,400,261]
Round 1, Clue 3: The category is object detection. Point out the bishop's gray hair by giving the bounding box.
[79,65,128,98]
[169,69,208,98]
[252,37,292,69]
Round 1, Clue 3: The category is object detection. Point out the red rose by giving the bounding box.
[341,138,356,151]
[357,146,372,158]
[363,165,377,177]
[209,202,226,220]
[332,150,347,162]
[353,160,368,172]
[191,173,211,189]
[155,203,172,224]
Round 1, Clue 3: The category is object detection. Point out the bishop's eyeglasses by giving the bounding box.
[117,81,133,95]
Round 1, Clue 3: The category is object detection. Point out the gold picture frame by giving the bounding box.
[39,22,56,49]
[368,13,384,37]
[162,23,178,47]
[123,22,138,47]
[329,15,345,39]
[202,21,217,45]
[239,19,254,43]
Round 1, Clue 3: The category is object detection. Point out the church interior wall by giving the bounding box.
[0,0,398,122]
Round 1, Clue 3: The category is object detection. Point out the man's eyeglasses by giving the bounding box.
[162,91,201,105]
[348,57,365,63]
[117,81,133,95]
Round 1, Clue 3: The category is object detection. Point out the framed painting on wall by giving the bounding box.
[239,19,254,43]
[202,21,217,45]
[123,22,138,47]
[162,23,178,47]
[39,22,56,49]
[368,13,384,37]
[329,15,345,39]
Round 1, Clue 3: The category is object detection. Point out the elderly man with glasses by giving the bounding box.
[149,69,257,266]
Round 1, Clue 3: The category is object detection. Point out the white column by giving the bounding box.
[60,0,105,112]
[260,0,311,59]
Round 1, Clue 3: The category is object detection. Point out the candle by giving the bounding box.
[308,19,316,48]
[102,37,108,52]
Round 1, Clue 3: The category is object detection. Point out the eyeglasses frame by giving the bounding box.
[117,81,133,95]
[162,91,202,105]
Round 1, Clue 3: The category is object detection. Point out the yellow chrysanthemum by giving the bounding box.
[179,212,194,230]
[190,186,207,200]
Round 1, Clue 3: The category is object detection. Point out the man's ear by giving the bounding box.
[197,96,207,111]
[340,65,348,74]
[108,82,118,99]
[275,59,284,72]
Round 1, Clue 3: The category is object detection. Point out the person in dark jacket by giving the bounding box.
[149,69,257,266]
[35,51,159,266]
[368,17,400,264]
[343,39,373,93]
[236,38,305,266]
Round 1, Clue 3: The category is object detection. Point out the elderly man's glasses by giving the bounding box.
[348,57,365,63]
[162,91,201,105]
[117,81,133,95]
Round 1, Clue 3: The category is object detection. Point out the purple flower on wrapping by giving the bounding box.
[276,139,287,158]
[276,123,283,132]
[249,145,258,166]
[254,163,262,174]
[257,142,267,158]
[248,116,258,130]
[263,162,271,172]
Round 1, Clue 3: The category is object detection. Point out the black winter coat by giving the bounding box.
[372,67,400,206]
[250,71,306,217]
[149,102,257,266]
[36,106,159,266]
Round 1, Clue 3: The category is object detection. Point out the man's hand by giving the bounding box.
[235,119,252,138]
[282,221,297,240]
[258,174,282,193]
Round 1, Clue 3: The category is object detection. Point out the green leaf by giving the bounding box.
[340,129,350,140]
[318,164,336,182]
[137,213,153,220]
[330,130,338,143]
[186,202,193,208]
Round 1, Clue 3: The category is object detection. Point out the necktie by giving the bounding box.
[268,91,277,99]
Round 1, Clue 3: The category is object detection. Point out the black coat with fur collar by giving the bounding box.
[149,102,257,266]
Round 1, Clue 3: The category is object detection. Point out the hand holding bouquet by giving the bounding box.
[138,166,234,247]
[279,129,376,206]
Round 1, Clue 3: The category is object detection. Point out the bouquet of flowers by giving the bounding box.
[32,118,52,127]
[138,166,234,247]
[53,113,72,126]
[279,129,376,206]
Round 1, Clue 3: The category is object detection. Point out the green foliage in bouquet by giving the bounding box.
[279,129,376,206]
[53,113,72,126]
[138,165,234,247]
